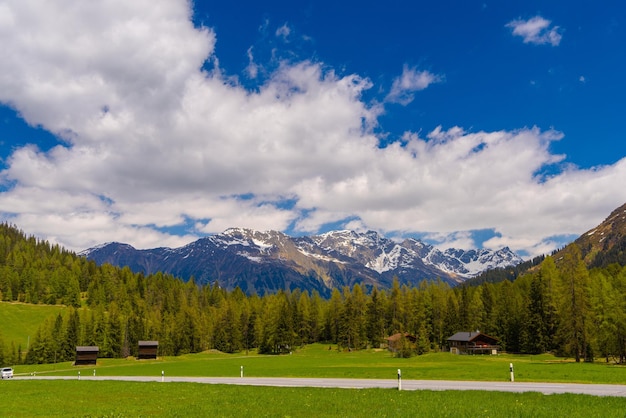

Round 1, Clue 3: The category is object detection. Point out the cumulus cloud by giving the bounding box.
[386,65,443,105]
[506,16,563,46]
[0,0,625,259]
[426,231,478,251]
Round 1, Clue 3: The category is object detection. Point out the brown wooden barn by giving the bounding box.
[385,333,417,353]
[447,331,500,354]
[75,346,99,365]
[137,341,159,359]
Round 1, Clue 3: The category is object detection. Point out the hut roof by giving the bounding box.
[76,346,99,352]
[447,331,499,344]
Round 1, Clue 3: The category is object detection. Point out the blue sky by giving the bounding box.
[1,0,625,257]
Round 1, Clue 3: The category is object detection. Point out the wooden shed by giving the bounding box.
[447,331,499,355]
[75,346,99,365]
[137,341,159,359]
[385,333,417,353]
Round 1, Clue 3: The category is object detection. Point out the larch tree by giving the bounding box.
[556,244,592,362]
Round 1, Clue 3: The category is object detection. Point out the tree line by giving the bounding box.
[1,222,626,366]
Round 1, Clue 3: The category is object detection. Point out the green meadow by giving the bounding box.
[12,343,626,384]
[1,380,626,417]
[3,343,626,417]
[3,302,626,417]
[0,302,67,349]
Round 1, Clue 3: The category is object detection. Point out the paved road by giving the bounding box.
[16,375,626,397]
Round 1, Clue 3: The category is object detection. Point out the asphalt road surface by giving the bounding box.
[16,375,626,397]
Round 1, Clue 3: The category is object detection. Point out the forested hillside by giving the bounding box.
[1,223,626,367]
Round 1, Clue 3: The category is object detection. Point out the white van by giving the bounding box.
[1,368,13,379]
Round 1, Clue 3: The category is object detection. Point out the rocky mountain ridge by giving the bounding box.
[572,202,626,268]
[81,228,523,296]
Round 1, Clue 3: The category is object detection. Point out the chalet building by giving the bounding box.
[385,333,417,353]
[447,331,499,355]
[75,346,99,365]
[137,341,159,359]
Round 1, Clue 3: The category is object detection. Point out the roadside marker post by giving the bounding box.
[240,366,244,378]
[397,369,402,391]
[78,371,80,380]
[161,370,165,382]
[510,363,514,382]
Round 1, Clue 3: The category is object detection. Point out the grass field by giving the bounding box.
[3,304,626,416]
[1,380,625,417]
[0,302,67,349]
[12,344,626,385]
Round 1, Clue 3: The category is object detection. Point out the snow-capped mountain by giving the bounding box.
[310,230,522,280]
[80,228,523,296]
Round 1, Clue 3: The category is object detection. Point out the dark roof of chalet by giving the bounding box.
[138,341,159,346]
[447,332,499,343]
[76,346,99,352]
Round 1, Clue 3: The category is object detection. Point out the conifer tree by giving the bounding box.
[324,288,343,344]
[427,281,449,350]
[588,269,617,361]
[63,308,80,361]
[275,292,295,352]
[366,287,386,348]
[52,313,65,363]
[386,277,404,333]
[296,291,312,345]
[556,244,592,362]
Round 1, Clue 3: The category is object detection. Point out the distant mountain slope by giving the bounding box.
[545,202,626,269]
[575,202,626,268]
[81,228,523,295]
[466,201,626,285]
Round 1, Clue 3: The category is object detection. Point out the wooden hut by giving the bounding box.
[137,341,159,359]
[447,331,499,354]
[75,346,99,365]
[385,333,417,353]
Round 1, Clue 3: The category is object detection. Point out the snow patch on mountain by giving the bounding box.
[78,242,132,257]
[366,245,404,273]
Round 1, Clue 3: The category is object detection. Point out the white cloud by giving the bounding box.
[506,16,563,46]
[386,65,443,105]
[276,23,291,40]
[246,47,259,79]
[427,231,477,251]
[0,0,625,260]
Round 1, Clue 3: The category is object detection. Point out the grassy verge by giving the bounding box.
[15,344,626,384]
[1,380,625,417]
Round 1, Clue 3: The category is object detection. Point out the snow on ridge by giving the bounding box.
[238,252,264,263]
[366,244,403,273]
[79,241,130,255]
[219,228,279,252]
[251,237,274,252]
[215,236,251,248]
[432,247,521,278]
[84,227,523,282]
[296,247,347,264]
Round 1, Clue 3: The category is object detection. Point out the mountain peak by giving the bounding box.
[82,228,523,295]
